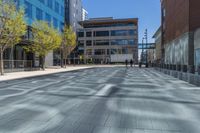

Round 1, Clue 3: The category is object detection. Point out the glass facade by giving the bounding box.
[17,0,64,31]
[111,30,135,36]
[111,40,135,45]
[94,31,109,37]
[36,8,43,20]
[24,1,32,19]
[111,49,129,55]
[94,49,106,55]
[94,40,109,46]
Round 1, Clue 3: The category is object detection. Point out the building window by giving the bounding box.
[94,49,106,55]
[94,40,109,46]
[129,40,135,45]
[53,18,58,28]
[60,22,64,32]
[78,41,84,47]
[78,32,84,37]
[122,48,128,54]
[45,13,51,25]
[24,1,32,19]
[36,8,43,20]
[86,40,92,46]
[86,31,92,37]
[111,30,130,36]
[111,49,118,55]
[38,0,45,4]
[111,40,125,45]
[61,6,64,16]
[129,30,136,35]
[47,0,53,9]
[94,31,109,37]
[55,1,59,14]
[86,49,92,55]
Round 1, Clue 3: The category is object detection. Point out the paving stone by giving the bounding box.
[0,67,199,133]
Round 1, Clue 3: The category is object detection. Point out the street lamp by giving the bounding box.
[144,29,148,68]
[142,37,144,64]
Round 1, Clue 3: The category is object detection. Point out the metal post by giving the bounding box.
[145,29,148,68]
[142,38,144,64]
[74,52,75,65]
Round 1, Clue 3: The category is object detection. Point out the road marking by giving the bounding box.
[95,84,115,96]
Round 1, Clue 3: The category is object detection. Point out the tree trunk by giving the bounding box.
[42,56,45,70]
[40,56,45,71]
[60,48,64,68]
[0,47,4,75]
[63,49,67,68]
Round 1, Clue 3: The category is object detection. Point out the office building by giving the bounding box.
[82,8,88,21]
[77,17,138,64]
[161,0,200,70]
[65,0,82,31]
[3,0,65,68]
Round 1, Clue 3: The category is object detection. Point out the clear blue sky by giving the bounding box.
[82,0,161,43]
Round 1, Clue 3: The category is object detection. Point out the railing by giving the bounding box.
[3,60,33,73]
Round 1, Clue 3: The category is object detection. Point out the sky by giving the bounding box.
[82,0,161,43]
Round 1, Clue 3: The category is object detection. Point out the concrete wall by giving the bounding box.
[45,52,53,67]
[165,33,189,65]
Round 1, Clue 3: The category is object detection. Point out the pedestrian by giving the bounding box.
[130,59,133,67]
[125,59,128,68]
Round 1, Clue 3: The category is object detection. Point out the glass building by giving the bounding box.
[3,0,65,69]
[17,0,65,31]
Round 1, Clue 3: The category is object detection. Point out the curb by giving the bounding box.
[0,67,94,85]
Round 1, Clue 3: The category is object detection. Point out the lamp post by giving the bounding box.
[142,37,144,65]
[144,29,148,68]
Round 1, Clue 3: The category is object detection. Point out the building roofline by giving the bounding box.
[152,26,161,38]
[79,17,138,25]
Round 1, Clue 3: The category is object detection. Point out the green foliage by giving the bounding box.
[0,0,27,51]
[24,21,62,70]
[24,21,62,57]
[0,0,27,75]
[62,25,77,58]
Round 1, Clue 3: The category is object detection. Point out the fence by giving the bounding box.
[3,60,33,73]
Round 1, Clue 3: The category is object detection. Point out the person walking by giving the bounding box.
[130,59,133,67]
[125,59,128,68]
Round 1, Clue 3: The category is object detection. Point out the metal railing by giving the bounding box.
[3,60,33,73]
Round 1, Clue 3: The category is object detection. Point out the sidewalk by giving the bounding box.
[0,66,94,82]
[0,65,124,82]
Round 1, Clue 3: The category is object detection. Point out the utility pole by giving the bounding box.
[142,38,144,64]
[144,29,148,68]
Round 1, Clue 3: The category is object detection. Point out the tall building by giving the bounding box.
[161,0,200,70]
[77,17,138,64]
[64,0,82,31]
[4,0,65,67]
[82,8,88,21]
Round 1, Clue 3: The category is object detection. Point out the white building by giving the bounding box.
[82,8,88,21]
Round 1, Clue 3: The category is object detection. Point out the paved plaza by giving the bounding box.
[0,67,200,133]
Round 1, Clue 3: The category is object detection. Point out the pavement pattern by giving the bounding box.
[0,67,200,133]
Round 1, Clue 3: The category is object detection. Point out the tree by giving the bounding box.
[0,0,27,75]
[61,25,77,68]
[24,21,62,70]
